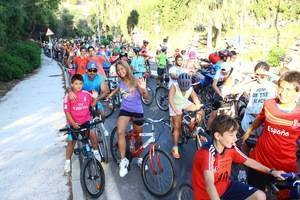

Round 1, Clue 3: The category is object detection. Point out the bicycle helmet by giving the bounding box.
[208,53,221,64]
[188,50,197,59]
[178,73,191,91]
[191,72,205,86]
[218,49,232,60]
[133,47,141,53]
[87,61,98,70]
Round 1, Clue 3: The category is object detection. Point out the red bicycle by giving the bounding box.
[110,117,175,197]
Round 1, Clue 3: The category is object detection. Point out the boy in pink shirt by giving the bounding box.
[63,74,100,173]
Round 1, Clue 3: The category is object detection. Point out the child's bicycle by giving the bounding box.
[155,73,170,111]
[178,108,211,150]
[110,117,175,197]
[59,119,105,199]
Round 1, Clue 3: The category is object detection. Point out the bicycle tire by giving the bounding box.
[80,159,105,198]
[155,86,169,111]
[177,183,194,200]
[178,124,189,146]
[142,86,154,105]
[141,148,175,197]
[110,127,131,165]
[96,126,109,163]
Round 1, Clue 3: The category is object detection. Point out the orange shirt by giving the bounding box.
[74,56,88,75]
[250,99,300,172]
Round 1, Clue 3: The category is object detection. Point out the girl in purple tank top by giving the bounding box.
[107,61,149,177]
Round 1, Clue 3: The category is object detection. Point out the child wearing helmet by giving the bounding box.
[168,73,202,159]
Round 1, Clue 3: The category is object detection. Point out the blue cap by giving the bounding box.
[87,61,98,70]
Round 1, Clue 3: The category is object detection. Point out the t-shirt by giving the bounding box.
[168,66,187,88]
[192,142,247,200]
[74,56,88,75]
[172,83,193,110]
[119,81,143,113]
[157,53,167,68]
[63,90,93,125]
[241,82,276,131]
[82,74,104,93]
[131,56,146,78]
[250,99,300,172]
[88,56,106,76]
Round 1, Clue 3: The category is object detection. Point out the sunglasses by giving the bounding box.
[88,69,97,73]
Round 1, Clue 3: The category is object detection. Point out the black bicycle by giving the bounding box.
[59,120,105,199]
[155,73,170,111]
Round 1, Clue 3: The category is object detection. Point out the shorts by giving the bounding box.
[157,68,166,76]
[67,121,93,141]
[169,100,193,116]
[247,168,275,191]
[119,109,144,126]
[221,181,258,200]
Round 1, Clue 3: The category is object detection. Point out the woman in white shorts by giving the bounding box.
[168,73,202,159]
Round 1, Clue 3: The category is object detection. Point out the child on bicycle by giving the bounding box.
[243,71,300,198]
[168,73,202,159]
[107,61,149,177]
[156,48,167,85]
[192,114,285,200]
[131,47,146,79]
[235,62,277,154]
[63,74,101,174]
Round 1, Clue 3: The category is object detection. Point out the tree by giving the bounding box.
[127,9,139,34]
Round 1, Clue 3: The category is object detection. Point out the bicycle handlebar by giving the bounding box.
[59,120,102,133]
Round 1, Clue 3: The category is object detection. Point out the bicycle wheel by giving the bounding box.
[96,126,109,163]
[177,183,194,200]
[141,148,175,197]
[155,86,169,111]
[178,124,189,146]
[101,99,114,118]
[110,127,131,164]
[142,86,154,105]
[80,159,105,198]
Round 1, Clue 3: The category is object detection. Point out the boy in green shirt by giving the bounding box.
[156,48,167,85]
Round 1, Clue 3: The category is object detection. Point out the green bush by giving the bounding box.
[267,46,286,67]
[0,41,41,82]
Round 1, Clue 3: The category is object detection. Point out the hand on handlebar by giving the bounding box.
[71,122,80,129]
[271,170,286,180]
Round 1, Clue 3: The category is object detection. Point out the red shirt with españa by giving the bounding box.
[192,142,247,200]
[250,99,300,172]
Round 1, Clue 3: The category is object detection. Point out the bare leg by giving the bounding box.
[133,123,143,157]
[117,116,131,159]
[66,141,76,160]
[207,110,218,131]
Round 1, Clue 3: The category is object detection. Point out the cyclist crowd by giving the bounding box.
[48,36,300,200]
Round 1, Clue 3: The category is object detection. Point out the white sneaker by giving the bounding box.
[64,160,71,174]
[100,123,109,137]
[137,157,143,168]
[93,150,102,162]
[119,158,129,177]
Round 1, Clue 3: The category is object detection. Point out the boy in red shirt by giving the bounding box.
[73,47,88,75]
[63,74,101,174]
[192,115,284,200]
[243,71,300,194]
[87,46,106,76]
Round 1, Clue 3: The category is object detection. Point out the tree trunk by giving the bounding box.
[274,0,281,46]
[207,20,213,52]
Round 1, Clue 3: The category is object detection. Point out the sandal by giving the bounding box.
[172,148,180,159]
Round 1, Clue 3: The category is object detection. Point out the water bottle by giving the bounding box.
[237,169,247,184]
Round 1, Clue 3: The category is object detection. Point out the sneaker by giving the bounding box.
[119,158,129,177]
[93,150,102,162]
[137,157,143,167]
[100,123,109,137]
[64,160,71,174]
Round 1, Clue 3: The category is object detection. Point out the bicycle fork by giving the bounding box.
[149,144,163,175]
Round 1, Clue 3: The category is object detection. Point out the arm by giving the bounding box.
[242,117,264,142]
[136,79,149,100]
[244,158,285,180]
[203,171,221,200]
[107,87,120,99]
[190,90,202,110]
[65,112,79,129]
[98,79,109,100]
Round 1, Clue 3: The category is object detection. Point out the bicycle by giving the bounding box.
[59,119,105,199]
[110,117,175,196]
[178,108,211,150]
[155,73,170,111]
[177,183,193,200]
